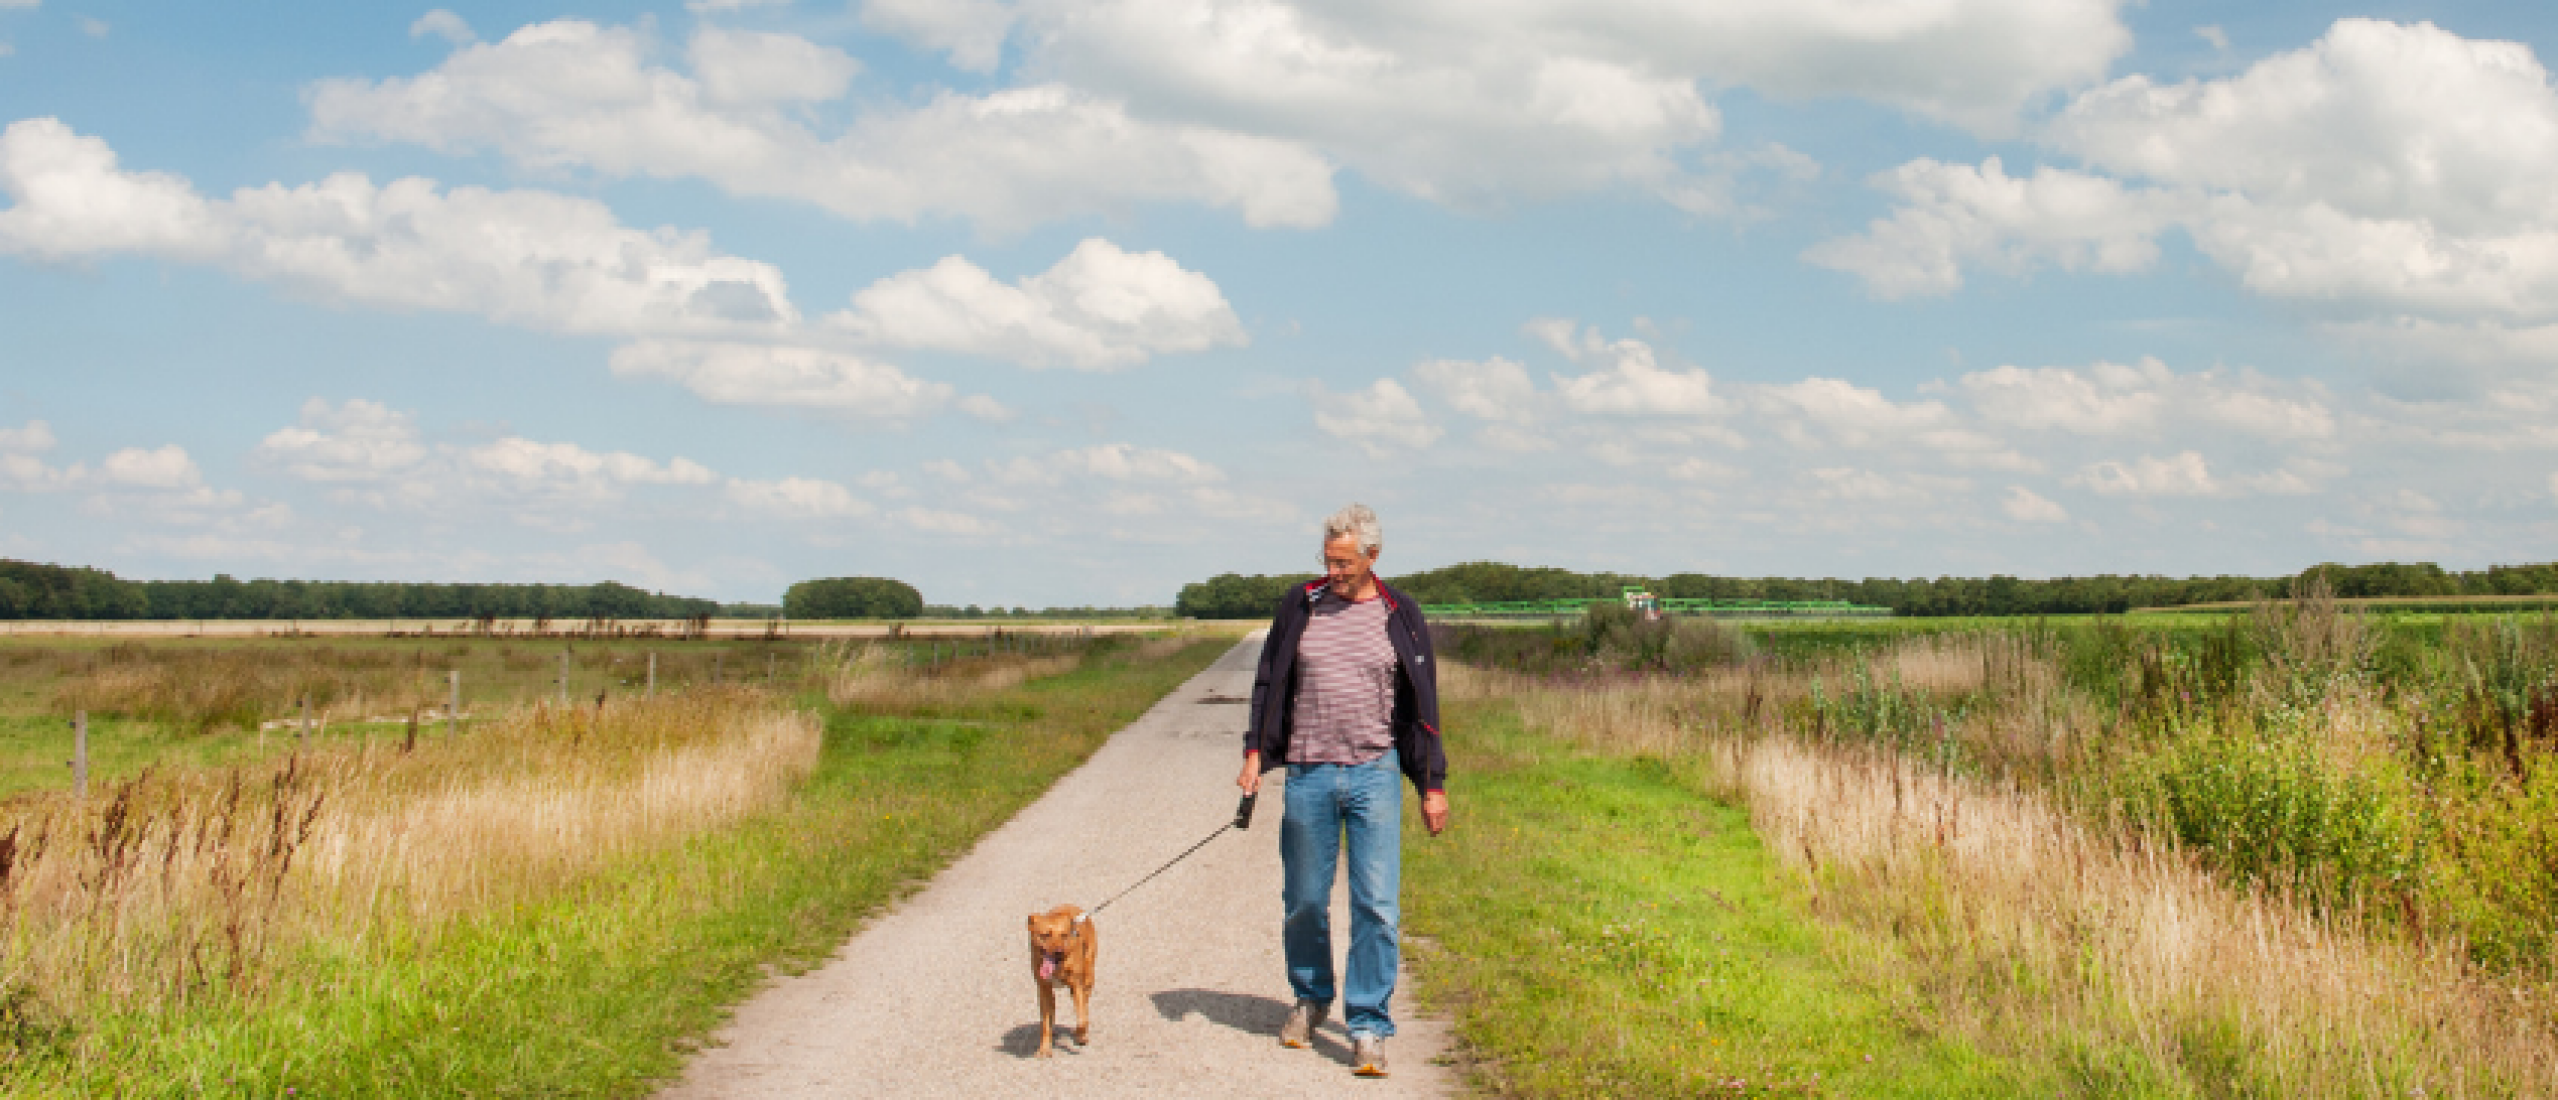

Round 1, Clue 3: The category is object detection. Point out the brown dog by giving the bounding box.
[1026,904,1098,1057]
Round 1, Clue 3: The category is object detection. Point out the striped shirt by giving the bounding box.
[1288,589,1399,765]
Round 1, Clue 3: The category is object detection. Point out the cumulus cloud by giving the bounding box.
[251,398,428,481]
[306,3,2126,233]
[1411,356,1537,423]
[989,443,1225,486]
[2069,452,2221,497]
[463,438,716,506]
[861,0,1012,73]
[0,419,53,452]
[1308,378,1441,455]
[2001,485,2070,523]
[410,10,473,45]
[1817,21,2558,321]
[1551,337,1720,416]
[97,444,201,489]
[609,339,963,418]
[725,475,872,519]
[307,21,1338,233]
[1803,157,2176,298]
[688,26,859,106]
[1950,358,2335,441]
[0,119,797,336]
[831,239,1245,369]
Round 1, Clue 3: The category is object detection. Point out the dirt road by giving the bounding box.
[657,635,1457,1098]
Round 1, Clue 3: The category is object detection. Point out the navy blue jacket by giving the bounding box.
[1244,578,1447,795]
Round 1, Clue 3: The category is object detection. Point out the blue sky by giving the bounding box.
[3,1,2555,607]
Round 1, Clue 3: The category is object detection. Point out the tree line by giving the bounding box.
[0,560,722,621]
[1173,560,2558,619]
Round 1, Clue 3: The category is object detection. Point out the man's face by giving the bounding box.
[1322,533,1374,598]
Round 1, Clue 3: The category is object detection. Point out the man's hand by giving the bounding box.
[1421,790,1450,836]
[1237,751,1261,796]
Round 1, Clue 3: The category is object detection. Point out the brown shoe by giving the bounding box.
[1352,1034,1388,1077]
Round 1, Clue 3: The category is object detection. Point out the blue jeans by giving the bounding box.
[1280,754,1403,1040]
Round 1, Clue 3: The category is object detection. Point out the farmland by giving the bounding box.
[0,629,1228,1094]
[1411,588,2558,1095]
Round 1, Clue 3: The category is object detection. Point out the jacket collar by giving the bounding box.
[1304,577,1400,611]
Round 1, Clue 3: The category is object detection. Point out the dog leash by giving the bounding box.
[1081,792,1259,921]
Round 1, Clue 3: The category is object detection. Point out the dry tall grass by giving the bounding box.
[0,690,818,1015]
[1449,652,2558,1095]
[816,640,1087,706]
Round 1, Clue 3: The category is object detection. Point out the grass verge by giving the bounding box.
[4,638,1229,1096]
[1405,695,2033,1097]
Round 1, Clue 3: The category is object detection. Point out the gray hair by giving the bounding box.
[1322,503,1382,558]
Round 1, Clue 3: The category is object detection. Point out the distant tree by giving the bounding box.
[783,576,924,620]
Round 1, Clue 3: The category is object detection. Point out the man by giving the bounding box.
[1236,503,1450,1079]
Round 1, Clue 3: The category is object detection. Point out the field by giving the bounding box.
[1414,591,2558,1096]
[0,629,1227,1095]
[9,599,2558,1096]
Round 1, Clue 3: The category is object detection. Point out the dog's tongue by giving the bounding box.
[1038,955,1058,981]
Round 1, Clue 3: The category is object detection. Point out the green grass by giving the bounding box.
[1406,698,2033,1097]
[4,638,1231,1096]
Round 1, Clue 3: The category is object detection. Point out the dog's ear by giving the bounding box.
[1027,913,1040,930]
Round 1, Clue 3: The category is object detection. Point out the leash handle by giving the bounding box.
[1234,792,1258,830]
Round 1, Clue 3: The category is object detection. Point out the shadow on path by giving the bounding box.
[993,1022,1091,1060]
[1149,989,1352,1064]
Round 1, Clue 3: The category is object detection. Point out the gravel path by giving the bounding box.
[657,635,1458,1098]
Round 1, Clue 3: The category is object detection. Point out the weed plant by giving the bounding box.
[0,631,1222,1094]
[1436,575,2558,1094]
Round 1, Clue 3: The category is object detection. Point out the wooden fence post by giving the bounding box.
[448,670,460,737]
[72,710,87,799]
[299,696,311,747]
[648,651,657,697]
[559,650,570,706]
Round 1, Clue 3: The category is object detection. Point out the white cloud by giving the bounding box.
[2069,451,2219,497]
[0,2,35,12]
[410,10,473,45]
[1308,378,1441,455]
[0,452,71,489]
[1668,457,1740,483]
[0,419,53,452]
[306,21,1338,234]
[689,0,791,10]
[725,476,872,519]
[687,27,859,106]
[894,506,998,536]
[251,398,427,482]
[1754,377,1953,447]
[1951,358,2334,441]
[2195,25,2229,52]
[97,444,200,489]
[861,0,1012,74]
[1823,21,2558,321]
[1551,337,1719,416]
[309,3,2125,232]
[1802,157,2176,298]
[75,16,101,38]
[463,438,717,505]
[609,339,961,419]
[989,443,1225,486]
[831,239,1245,369]
[0,119,798,336]
[1803,467,1966,503]
[1411,356,1536,423]
[2548,471,2558,501]
[2001,485,2069,523]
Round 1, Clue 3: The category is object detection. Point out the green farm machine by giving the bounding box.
[1426,585,1891,621]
